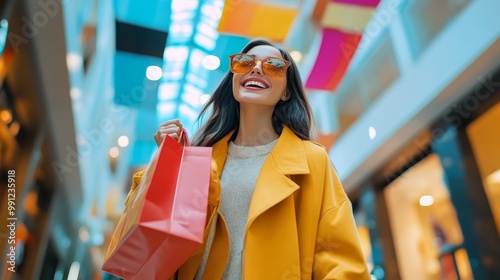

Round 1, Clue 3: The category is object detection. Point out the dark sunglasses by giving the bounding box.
[229,53,291,78]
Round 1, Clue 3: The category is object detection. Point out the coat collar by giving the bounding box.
[211,126,310,232]
[211,125,310,176]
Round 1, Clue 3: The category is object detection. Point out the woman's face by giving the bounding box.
[232,45,287,107]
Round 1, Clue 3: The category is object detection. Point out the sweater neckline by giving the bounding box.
[227,139,278,159]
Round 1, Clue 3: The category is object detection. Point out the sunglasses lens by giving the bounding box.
[230,54,289,77]
[231,54,254,73]
[263,58,288,77]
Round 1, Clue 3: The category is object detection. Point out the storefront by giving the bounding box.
[356,70,500,280]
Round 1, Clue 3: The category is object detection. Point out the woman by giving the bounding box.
[127,39,370,279]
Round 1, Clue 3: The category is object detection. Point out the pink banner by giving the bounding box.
[305,29,361,91]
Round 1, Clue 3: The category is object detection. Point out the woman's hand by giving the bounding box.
[154,119,183,147]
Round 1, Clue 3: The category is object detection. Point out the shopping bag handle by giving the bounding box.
[179,128,191,146]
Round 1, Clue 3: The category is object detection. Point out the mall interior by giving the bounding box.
[0,0,499,279]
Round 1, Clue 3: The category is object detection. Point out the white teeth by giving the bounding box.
[244,80,267,88]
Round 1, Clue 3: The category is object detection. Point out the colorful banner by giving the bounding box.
[305,29,362,91]
[305,0,380,91]
[321,2,376,32]
[217,0,301,41]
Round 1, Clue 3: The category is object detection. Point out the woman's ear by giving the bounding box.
[281,90,290,102]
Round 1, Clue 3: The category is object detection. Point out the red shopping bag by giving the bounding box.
[102,130,212,279]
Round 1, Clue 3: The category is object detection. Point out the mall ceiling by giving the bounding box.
[111,0,255,167]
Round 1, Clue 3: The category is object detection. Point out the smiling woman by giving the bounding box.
[125,39,371,279]
[191,40,311,147]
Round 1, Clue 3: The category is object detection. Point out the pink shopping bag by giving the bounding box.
[102,130,212,279]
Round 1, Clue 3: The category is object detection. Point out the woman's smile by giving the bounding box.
[241,77,270,91]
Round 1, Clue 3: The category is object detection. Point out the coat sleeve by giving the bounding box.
[313,152,371,280]
[123,170,145,206]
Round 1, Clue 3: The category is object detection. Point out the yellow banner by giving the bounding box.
[321,2,375,33]
[218,1,298,41]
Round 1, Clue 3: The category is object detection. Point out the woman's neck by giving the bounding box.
[233,105,279,146]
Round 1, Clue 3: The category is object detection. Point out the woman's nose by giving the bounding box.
[251,61,263,75]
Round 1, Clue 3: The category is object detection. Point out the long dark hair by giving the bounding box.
[191,39,313,147]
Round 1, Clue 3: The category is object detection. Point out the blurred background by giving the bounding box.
[0,0,499,279]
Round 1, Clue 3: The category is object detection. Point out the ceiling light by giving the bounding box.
[66,52,83,71]
[487,169,500,184]
[9,122,20,136]
[368,126,376,140]
[164,46,188,61]
[171,0,198,12]
[199,94,210,104]
[146,66,163,81]
[290,50,302,62]
[195,33,216,50]
[158,83,179,100]
[182,85,203,107]
[197,22,217,39]
[202,55,220,70]
[118,135,129,147]
[180,104,198,119]
[109,147,120,158]
[78,227,89,242]
[0,109,12,124]
[163,70,183,80]
[157,102,175,116]
[70,87,81,99]
[419,195,434,207]
[68,262,81,280]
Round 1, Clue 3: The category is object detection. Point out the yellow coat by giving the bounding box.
[127,126,370,280]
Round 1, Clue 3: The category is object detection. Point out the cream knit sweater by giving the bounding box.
[196,139,277,279]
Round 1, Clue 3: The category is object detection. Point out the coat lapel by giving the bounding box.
[245,126,310,231]
[211,132,232,174]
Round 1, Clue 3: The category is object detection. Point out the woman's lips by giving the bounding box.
[241,77,270,89]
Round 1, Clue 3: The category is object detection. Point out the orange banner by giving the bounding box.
[218,0,301,41]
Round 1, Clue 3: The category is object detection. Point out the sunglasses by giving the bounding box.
[229,53,291,78]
